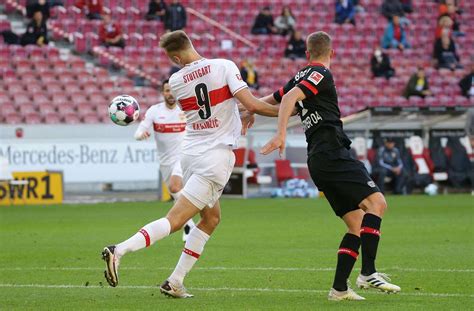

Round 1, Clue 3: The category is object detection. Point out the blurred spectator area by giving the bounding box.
[0,44,161,124]
[2,0,473,121]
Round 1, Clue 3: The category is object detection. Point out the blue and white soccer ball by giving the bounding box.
[108,95,140,126]
[424,183,438,196]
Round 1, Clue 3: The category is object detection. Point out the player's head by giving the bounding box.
[305,31,334,62]
[161,79,176,106]
[159,30,197,67]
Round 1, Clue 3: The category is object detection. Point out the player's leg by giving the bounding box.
[356,192,400,292]
[358,192,386,275]
[159,174,222,298]
[328,207,366,301]
[168,163,195,241]
[164,200,221,294]
[102,195,200,287]
[160,147,235,298]
[332,209,364,292]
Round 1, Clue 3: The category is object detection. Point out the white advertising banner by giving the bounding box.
[0,140,160,183]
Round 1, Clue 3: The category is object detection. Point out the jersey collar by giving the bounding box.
[185,58,206,67]
[308,62,326,67]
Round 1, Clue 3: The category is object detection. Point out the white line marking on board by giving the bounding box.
[1,266,473,273]
[0,284,472,298]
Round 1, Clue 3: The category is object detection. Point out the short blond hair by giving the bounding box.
[159,30,192,53]
[306,31,332,59]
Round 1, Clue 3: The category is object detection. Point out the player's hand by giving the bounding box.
[260,135,285,157]
[240,111,255,135]
[135,131,150,140]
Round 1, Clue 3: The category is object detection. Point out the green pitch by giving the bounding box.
[1,195,473,310]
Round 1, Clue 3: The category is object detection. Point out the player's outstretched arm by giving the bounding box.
[260,87,306,157]
[134,111,153,141]
[260,94,280,106]
[134,124,151,140]
[234,88,280,117]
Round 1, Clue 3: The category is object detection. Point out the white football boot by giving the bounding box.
[356,272,401,293]
[160,279,194,298]
[328,287,366,301]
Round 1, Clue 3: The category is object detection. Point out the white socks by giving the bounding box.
[115,218,171,258]
[169,227,210,285]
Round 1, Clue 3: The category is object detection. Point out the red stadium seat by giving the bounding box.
[39,103,57,114]
[62,113,81,124]
[20,103,37,114]
[57,103,77,114]
[275,159,295,185]
[43,112,63,124]
[3,113,24,124]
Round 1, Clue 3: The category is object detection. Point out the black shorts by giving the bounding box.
[307,147,380,218]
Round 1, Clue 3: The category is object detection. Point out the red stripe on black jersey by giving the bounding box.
[299,80,319,95]
[179,85,233,111]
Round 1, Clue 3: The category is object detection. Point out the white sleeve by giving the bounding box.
[134,107,154,139]
[225,60,248,96]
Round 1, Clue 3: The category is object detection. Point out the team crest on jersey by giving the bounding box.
[236,74,243,81]
[308,71,324,85]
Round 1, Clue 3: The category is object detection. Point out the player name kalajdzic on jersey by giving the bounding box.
[273,62,352,155]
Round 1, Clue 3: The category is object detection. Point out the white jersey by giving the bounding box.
[169,58,248,156]
[137,103,186,166]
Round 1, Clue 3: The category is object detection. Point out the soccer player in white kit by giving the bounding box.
[102,30,279,297]
[134,79,195,242]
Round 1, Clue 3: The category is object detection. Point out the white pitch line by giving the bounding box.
[0,284,472,299]
[1,266,473,273]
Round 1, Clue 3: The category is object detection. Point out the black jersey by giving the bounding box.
[273,62,351,155]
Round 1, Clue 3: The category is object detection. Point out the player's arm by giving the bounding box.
[134,108,153,140]
[260,94,279,105]
[234,88,279,117]
[260,87,306,156]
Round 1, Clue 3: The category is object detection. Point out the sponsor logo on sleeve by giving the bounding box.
[308,71,324,85]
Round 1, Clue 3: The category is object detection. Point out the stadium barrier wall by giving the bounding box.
[0,140,159,183]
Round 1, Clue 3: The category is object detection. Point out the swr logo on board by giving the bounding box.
[0,176,54,201]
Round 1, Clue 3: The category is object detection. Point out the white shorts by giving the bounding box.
[160,160,183,187]
[181,146,235,210]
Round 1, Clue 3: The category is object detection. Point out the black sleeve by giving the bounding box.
[296,69,329,99]
[272,78,295,103]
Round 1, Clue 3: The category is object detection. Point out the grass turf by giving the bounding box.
[0,194,473,310]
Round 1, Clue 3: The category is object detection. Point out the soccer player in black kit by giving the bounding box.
[260,31,401,300]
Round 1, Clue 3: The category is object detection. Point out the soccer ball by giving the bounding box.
[108,95,140,126]
[424,183,438,196]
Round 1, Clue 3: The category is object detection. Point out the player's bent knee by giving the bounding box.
[200,213,221,231]
[169,184,182,194]
[369,195,387,216]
